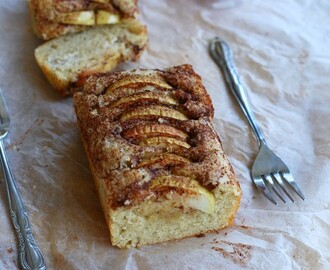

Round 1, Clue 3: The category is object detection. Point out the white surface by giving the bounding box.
[0,0,329,269]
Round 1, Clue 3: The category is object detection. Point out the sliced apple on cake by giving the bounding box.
[73,64,241,248]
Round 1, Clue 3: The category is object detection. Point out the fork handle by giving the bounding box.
[210,38,267,146]
[0,139,46,270]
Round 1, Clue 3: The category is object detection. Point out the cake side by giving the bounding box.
[73,64,242,248]
[109,181,240,248]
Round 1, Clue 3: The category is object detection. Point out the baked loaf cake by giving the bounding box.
[29,0,139,40]
[35,20,147,96]
[73,64,242,248]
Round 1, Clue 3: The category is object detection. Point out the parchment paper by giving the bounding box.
[0,0,329,269]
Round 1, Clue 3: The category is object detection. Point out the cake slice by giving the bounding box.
[28,0,139,40]
[73,64,242,248]
[34,20,147,96]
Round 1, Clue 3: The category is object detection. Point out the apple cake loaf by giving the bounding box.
[29,0,139,40]
[34,19,147,96]
[73,64,242,248]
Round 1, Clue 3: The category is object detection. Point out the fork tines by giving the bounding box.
[256,172,305,205]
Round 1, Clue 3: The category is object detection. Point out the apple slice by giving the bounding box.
[120,105,188,121]
[56,11,95,25]
[123,124,189,141]
[137,153,190,169]
[106,73,173,93]
[108,85,175,103]
[150,175,215,214]
[92,0,109,3]
[110,92,178,108]
[140,136,191,149]
[96,10,120,25]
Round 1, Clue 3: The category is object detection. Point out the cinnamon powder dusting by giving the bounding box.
[210,240,252,266]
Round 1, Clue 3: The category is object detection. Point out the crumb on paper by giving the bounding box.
[212,238,219,244]
[210,241,252,266]
[12,145,20,151]
[71,235,79,241]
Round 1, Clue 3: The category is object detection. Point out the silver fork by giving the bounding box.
[209,37,305,205]
[0,88,46,269]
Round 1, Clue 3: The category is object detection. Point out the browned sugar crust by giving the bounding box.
[74,64,240,209]
[29,0,139,40]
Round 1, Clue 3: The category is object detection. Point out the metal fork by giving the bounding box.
[0,88,46,269]
[209,37,305,205]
